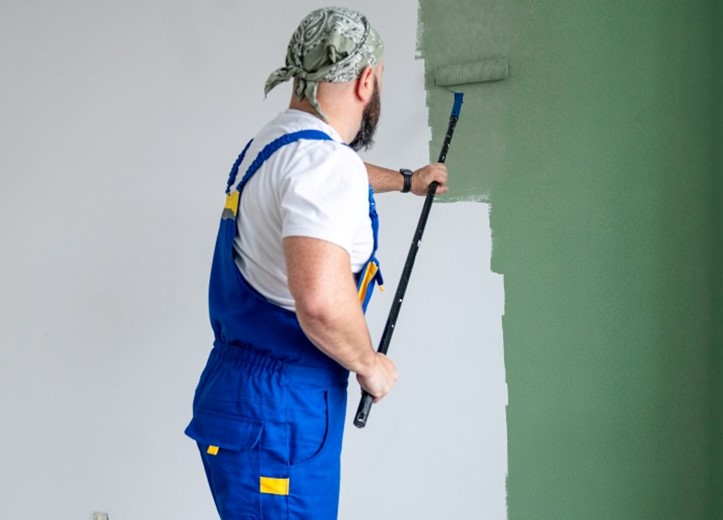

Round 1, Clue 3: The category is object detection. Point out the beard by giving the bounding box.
[349,78,381,152]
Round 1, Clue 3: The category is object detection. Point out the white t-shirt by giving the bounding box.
[233,110,373,311]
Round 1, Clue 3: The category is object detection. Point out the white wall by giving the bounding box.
[0,1,506,518]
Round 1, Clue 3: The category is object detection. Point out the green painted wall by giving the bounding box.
[418,1,721,519]
[714,1,723,516]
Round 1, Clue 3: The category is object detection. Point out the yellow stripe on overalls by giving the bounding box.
[260,476,289,496]
[357,261,381,303]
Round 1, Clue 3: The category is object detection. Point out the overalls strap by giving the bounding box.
[356,186,384,311]
[225,130,333,194]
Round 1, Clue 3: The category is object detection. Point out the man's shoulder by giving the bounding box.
[239,110,364,185]
[259,110,343,143]
[255,112,358,160]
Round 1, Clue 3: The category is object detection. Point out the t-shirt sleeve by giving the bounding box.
[280,141,369,255]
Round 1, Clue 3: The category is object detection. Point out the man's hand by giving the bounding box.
[356,352,398,403]
[410,163,449,196]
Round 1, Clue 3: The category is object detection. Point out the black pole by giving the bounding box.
[354,92,464,428]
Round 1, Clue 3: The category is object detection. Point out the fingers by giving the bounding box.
[434,183,449,195]
[356,353,398,402]
[411,163,449,196]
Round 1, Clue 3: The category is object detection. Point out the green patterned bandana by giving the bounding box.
[264,7,384,122]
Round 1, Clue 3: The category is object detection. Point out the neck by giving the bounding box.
[288,83,362,144]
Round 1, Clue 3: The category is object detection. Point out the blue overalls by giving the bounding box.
[185,130,382,520]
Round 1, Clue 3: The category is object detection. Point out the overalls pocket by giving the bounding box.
[286,388,330,468]
[185,409,263,519]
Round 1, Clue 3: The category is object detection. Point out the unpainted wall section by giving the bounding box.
[419,0,720,519]
[0,1,504,518]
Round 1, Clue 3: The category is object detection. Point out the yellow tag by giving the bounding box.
[260,476,289,496]
[223,191,240,217]
[357,262,379,302]
[206,445,219,456]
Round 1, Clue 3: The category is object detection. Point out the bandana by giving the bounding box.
[264,7,384,122]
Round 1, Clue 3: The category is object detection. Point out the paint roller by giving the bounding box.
[353,57,509,429]
[435,57,509,87]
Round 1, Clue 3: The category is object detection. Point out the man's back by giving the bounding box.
[234,109,373,311]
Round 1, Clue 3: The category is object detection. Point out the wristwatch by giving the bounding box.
[399,168,413,193]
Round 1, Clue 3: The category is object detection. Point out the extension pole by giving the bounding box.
[354,92,464,428]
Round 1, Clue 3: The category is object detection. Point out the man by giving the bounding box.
[185,7,448,519]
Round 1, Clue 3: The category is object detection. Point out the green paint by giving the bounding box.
[713,1,723,516]
[417,0,509,202]
[418,1,721,519]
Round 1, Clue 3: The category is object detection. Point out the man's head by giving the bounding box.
[265,7,384,145]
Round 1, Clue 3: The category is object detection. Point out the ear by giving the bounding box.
[354,66,375,103]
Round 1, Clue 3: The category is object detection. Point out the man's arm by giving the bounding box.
[284,236,397,401]
[365,163,449,196]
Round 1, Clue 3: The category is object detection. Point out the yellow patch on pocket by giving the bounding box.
[260,476,289,496]
[206,445,220,456]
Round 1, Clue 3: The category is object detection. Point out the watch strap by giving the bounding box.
[399,168,413,193]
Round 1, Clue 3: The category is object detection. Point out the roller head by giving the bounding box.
[435,57,509,87]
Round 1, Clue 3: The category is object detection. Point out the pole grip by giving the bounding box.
[353,391,374,428]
